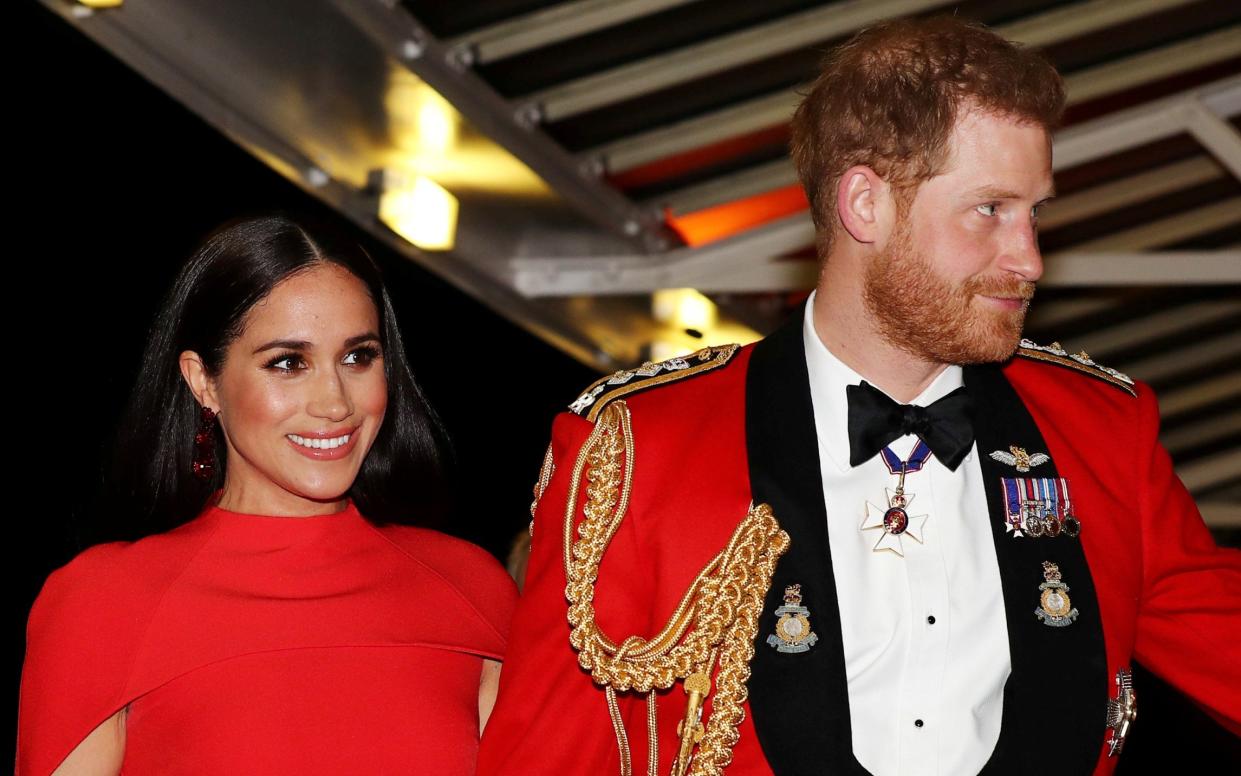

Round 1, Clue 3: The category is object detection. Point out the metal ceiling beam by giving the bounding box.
[525,0,953,123]
[1041,250,1241,286]
[1159,370,1241,417]
[515,245,1241,296]
[447,0,696,65]
[1185,99,1241,181]
[1027,296,1123,329]
[641,67,1241,219]
[1061,26,1241,106]
[1162,408,1241,456]
[1176,448,1241,494]
[1198,501,1241,529]
[589,0,1219,174]
[656,159,796,215]
[1062,302,1241,358]
[1056,199,1241,253]
[1000,0,1201,48]
[1039,157,1225,231]
[594,92,796,175]
[326,0,667,248]
[1119,331,1241,384]
[1054,75,1241,169]
[511,213,815,295]
[513,79,1241,297]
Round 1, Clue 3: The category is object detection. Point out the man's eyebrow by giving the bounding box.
[966,186,1057,201]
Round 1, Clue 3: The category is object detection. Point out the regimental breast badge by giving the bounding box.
[766,584,818,653]
[989,445,1050,472]
[1105,667,1138,756]
[1001,477,1080,539]
[1035,561,1079,627]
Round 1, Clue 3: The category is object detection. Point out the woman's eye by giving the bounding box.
[343,346,381,366]
[266,354,305,372]
[976,203,999,217]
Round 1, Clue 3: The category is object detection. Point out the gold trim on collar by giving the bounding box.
[569,344,741,422]
[1016,339,1137,397]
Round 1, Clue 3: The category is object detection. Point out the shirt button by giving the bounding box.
[915,719,925,728]
[927,615,936,625]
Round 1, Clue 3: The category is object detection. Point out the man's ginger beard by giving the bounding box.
[862,214,1035,365]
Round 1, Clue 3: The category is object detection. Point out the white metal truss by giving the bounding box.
[1177,448,1241,494]
[513,77,1241,296]
[524,0,954,123]
[1119,331,1241,384]
[1159,370,1241,417]
[446,0,696,65]
[1063,301,1241,358]
[647,54,1241,214]
[590,2,1230,174]
[1038,157,1225,231]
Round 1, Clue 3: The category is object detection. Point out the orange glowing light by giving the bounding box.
[666,185,808,246]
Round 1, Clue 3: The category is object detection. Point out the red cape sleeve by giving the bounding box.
[18,544,146,775]
[477,411,635,774]
[1129,382,1241,735]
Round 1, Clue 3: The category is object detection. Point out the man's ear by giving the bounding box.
[835,165,892,246]
[179,351,219,412]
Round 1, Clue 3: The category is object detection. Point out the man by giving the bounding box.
[478,17,1241,776]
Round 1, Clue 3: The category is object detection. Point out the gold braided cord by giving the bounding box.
[647,691,660,776]
[607,686,633,776]
[529,442,556,536]
[563,401,789,775]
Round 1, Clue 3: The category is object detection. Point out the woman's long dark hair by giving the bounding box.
[101,214,451,537]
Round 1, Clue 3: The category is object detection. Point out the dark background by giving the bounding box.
[15,2,1237,770]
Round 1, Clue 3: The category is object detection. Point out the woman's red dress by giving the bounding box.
[19,501,517,775]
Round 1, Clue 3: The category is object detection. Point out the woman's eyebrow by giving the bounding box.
[252,338,308,354]
[252,332,380,355]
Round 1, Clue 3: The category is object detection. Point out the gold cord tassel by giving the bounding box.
[563,401,789,775]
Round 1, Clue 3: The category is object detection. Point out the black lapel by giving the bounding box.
[965,364,1108,776]
[746,310,868,775]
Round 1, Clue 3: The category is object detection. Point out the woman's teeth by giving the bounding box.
[287,433,351,449]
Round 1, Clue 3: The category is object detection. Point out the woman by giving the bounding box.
[18,215,516,774]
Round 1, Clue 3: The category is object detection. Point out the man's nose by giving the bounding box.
[1002,219,1043,282]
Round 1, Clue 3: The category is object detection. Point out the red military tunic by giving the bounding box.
[478,315,1240,775]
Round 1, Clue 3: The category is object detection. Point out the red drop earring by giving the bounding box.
[193,406,218,481]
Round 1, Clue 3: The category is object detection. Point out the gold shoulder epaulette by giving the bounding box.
[1016,339,1136,397]
[568,343,741,422]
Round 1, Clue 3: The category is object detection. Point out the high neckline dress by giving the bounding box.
[19,501,517,775]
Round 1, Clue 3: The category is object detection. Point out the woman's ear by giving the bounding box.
[179,351,219,412]
[835,164,892,245]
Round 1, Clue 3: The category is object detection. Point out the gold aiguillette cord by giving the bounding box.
[562,401,789,776]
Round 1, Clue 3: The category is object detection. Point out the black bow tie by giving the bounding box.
[846,381,974,471]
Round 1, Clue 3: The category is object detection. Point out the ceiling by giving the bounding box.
[42,0,1239,527]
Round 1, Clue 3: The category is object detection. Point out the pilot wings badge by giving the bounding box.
[990,445,1050,473]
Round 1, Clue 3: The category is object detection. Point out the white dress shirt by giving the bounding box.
[802,294,1010,776]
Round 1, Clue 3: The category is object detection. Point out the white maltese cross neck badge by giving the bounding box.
[766,584,818,653]
[861,442,932,557]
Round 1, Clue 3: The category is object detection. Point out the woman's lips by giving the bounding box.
[285,428,361,460]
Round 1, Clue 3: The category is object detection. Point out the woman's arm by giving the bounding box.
[51,708,125,776]
[478,658,502,734]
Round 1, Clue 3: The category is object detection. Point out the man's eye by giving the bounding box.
[976,203,999,217]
